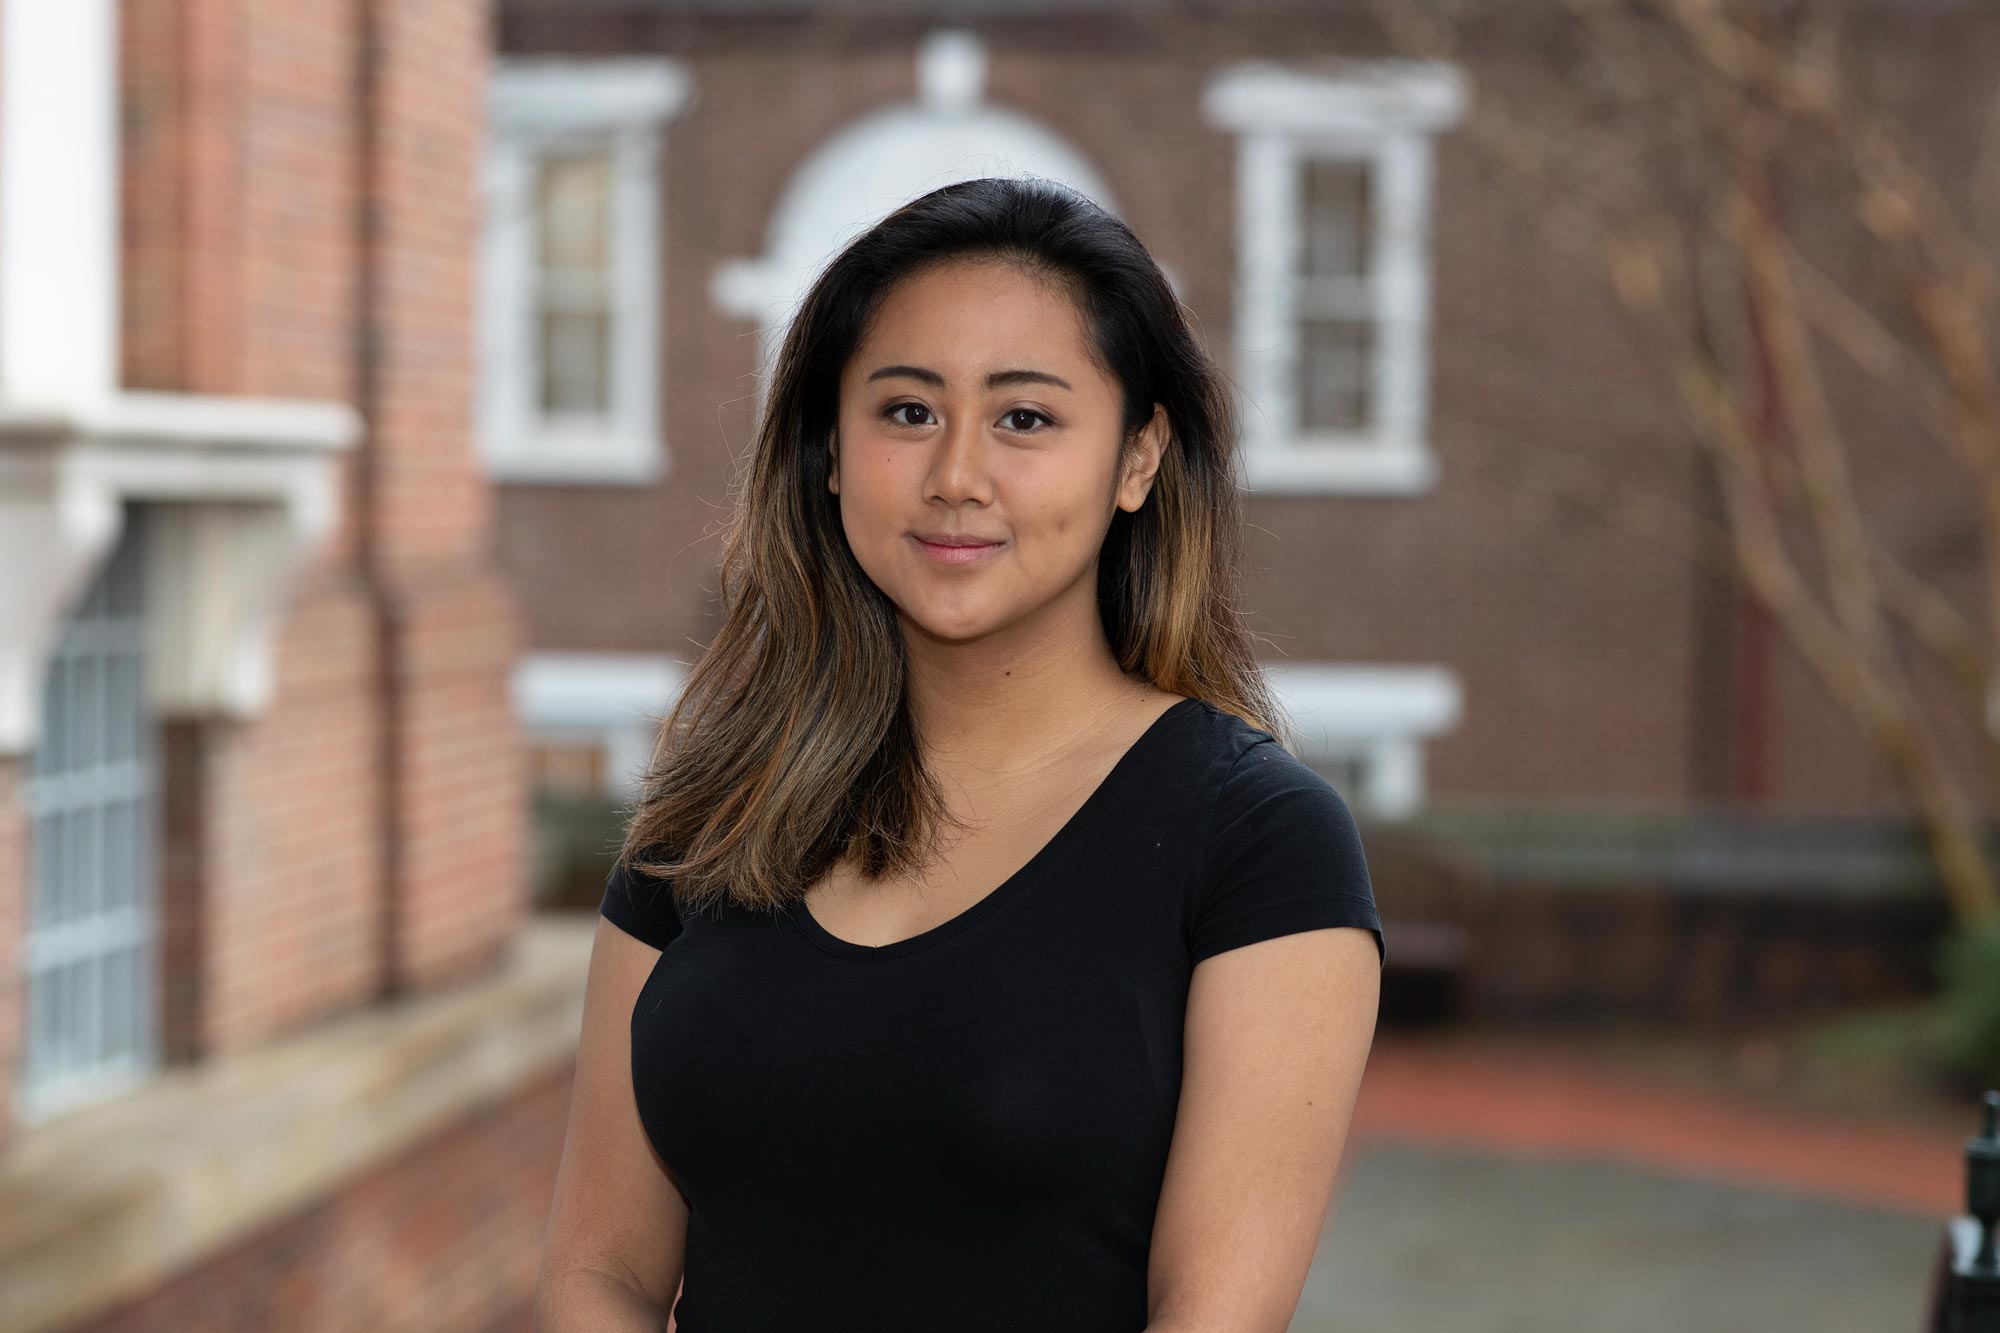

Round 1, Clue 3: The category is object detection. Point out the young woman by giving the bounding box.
[537,176,1386,1333]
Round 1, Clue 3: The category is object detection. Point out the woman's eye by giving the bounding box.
[880,403,1053,432]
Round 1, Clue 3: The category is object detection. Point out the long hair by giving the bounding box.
[620,174,1288,919]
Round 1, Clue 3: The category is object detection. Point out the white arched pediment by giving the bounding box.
[711,29,1123,392]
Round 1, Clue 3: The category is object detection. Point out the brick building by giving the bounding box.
[1,1,551,1329]
[2,0,1996,1328]
[487,0,1997,1017]
[485,0,1994,824]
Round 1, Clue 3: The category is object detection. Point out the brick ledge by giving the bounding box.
[0,916,593,1333]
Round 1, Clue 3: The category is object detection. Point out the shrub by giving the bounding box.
[1936,916,2000,1089]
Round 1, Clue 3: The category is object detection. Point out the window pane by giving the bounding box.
[108,655,139,762]
[79,952,102,1068]
[1301,156,1371,279]
[535,151,613,273]
[73,655,100,770]
[34,810,63,921]
[538,309,613,415]
[39,655,71,778]
[45,961,71,1071]
[1299,317,1373,432]
[105,798,136,912]
[27,968,55,1080]
[68,803,101,918]
[103,945,136,1061]
[51,810,77,926]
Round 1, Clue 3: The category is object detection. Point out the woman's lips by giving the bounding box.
[911,535,1006,565]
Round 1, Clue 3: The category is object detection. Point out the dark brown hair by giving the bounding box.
[619,175,1287,920]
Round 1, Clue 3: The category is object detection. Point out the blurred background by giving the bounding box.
[1,0,1996,1329]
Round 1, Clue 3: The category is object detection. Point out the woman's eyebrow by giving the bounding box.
[864,365,1073,392]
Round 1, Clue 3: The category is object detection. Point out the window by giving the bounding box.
[1259,661,1463,819]
[481,59,692,484]
[20,507,158,1125]
[511,652,686,798]
[534,149,617,419]
[1204,61,1468,495]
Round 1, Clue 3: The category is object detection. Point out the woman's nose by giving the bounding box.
[925,413,992,501]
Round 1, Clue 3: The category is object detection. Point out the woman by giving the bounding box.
[536,176,1385,1332]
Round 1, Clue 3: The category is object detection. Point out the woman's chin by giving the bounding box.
[900,604,1006,647]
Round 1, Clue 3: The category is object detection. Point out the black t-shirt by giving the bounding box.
[599,696,1385,1332]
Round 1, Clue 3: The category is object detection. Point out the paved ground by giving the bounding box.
[1297,1142,1941,1332]
[1285,1031,1969,1333]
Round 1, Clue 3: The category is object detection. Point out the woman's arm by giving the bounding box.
[1144,925,1382,1332]
[535,917,690,1330]
[536,1268,673,1332]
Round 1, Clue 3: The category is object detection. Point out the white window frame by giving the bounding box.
[1204,61,1468,496]
[511,651,687,798]
[481,58,691,485]
[1258,661,1463,818]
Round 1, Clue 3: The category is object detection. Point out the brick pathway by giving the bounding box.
[1348,1031,1970,1217]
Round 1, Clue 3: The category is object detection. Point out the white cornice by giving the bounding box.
[1203,60,1470,136]
[0,392,358,754]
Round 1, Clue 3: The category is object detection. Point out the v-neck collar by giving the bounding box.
[785,696,1201,963]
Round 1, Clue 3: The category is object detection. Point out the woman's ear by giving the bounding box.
[1116,404,1169,513]
[828,428,840,495]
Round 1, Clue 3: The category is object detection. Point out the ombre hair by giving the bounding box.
[619,175,1289,920]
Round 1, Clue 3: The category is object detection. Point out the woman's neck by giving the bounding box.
[904,604,1168,780]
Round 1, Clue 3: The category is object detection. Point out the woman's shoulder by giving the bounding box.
[1177,699,1384,966]
[1177,696,1285,769]
[1177,697,1354,823]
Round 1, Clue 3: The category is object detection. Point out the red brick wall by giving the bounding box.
[490,5,2000,823]
[353,0,527,991]
[167,596,391,1056]
[89,0,525,1055]
[70,1064,572,1333]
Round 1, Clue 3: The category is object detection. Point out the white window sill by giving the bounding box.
[1242,442,1437,495]
[1259,661,1464,817]
[483,439,667,487]
[512,652,684,731]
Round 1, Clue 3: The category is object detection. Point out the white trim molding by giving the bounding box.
[0,394,360,754]
[711,29,1120,413]
[0,2,359,756]
[482,58,692,486]
[511,651,687,795]
[1259,660,1462,818]
[1,0,118,407]
[1204,61,1469,496]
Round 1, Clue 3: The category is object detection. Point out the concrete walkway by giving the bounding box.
[1298,1141,1941,1332]
[1288,1033,1967,1332]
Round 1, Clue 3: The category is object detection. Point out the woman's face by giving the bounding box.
[830,258,1168,648]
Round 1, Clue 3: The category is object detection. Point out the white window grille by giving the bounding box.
[19,506,158,1124]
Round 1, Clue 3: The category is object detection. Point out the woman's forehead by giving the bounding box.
[849,267,1100,389]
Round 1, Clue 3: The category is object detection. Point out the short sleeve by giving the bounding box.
[1189,741,1385,968]
[599,855,683,951]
